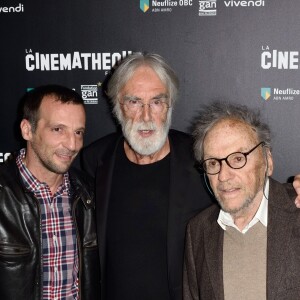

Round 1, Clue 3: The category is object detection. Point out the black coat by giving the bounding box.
[0,156,100,300]
[81,129,213,300]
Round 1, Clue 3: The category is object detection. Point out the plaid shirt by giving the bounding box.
[16,149,79,300]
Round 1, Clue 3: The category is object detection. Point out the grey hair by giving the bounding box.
[107,52,179,123]
[193,101,272,161]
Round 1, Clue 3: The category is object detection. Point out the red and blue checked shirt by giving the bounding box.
[17,149,79,300]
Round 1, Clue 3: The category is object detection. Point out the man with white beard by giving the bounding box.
[81,52,213,300]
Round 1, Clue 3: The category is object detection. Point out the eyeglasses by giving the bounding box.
[120,96,170,114]
[201,142,265,175]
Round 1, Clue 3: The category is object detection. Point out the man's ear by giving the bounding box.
[265,147,274,176]
[20,119,33,141]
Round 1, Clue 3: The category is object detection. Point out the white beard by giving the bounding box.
[121,111,172,156]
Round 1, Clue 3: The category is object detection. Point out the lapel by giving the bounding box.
[95,134,123,279]
[204,213,225,300]
[266,178,297,299]
[167,131,203,294]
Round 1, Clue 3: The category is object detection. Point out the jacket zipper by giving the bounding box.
[72,195,82,300]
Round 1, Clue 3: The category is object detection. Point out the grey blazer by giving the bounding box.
[183,178,299,300]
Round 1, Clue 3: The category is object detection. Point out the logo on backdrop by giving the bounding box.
[261,87,300,101]
[260,46,300,101]
[26,86,99,105]
[0,3,24,13]
[261,46,299,70]
[140,0,193,14]
[199,0,217,16]
[261,88,271,101]
[81,85,98,104]
[140,0,264,15]
[140,0,150,12]
[25,50,132,72]
[223,0,264,8]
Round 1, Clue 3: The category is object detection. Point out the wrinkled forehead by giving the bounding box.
[120,66,167,93]
[204,118,259,151]
[212,118,257,137]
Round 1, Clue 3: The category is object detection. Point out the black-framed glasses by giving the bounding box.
[201,141,265,175]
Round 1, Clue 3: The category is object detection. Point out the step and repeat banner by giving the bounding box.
[0,0,299,181]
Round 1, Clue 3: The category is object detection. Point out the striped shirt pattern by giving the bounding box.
[16,149,79,300]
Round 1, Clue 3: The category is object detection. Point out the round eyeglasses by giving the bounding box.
[120,97,170,114]
[201,142,265,175]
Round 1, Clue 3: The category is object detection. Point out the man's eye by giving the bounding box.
[208,160,217,167]
[128,100,139,106]
[75,130,84,136]
[152,100,162,106]
[232,155,243,162]
[52,127,62,132]
[206,160,218,169]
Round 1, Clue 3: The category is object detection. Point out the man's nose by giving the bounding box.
[64,132,77,151]
[140,103,152,122]
[217,161,234,182]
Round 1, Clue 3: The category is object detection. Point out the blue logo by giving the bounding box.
[140,0,149,12]
[261,87,271,101]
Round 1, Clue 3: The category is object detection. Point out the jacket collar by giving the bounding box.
[68,168,94,209]
[266,178,297,298]
[6,153,94,210]
[203,206,225,300]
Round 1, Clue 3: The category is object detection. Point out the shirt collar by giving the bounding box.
[217,178,269,234]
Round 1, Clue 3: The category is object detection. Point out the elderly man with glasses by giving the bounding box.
[183,101,300,300]
[81,52,213,300]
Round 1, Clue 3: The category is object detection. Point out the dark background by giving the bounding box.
[0,0,299,181]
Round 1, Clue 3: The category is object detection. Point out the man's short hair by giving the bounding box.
[193,101,272,161]
[22,84,84,132]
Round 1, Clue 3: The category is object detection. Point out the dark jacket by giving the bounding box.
[81,129,213,300]
[0,156,100,300]
[183,178,299,300]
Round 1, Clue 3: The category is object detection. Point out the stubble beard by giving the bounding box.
[218,195,254,216]
[216,181,265,217]
[30,141,77,174]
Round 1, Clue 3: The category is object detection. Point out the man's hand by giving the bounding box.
[293,175,300,208]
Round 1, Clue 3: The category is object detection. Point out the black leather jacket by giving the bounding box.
[0,157,100,300]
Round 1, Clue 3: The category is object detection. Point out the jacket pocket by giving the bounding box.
[0,242,37,299]
[0,243,31,261]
